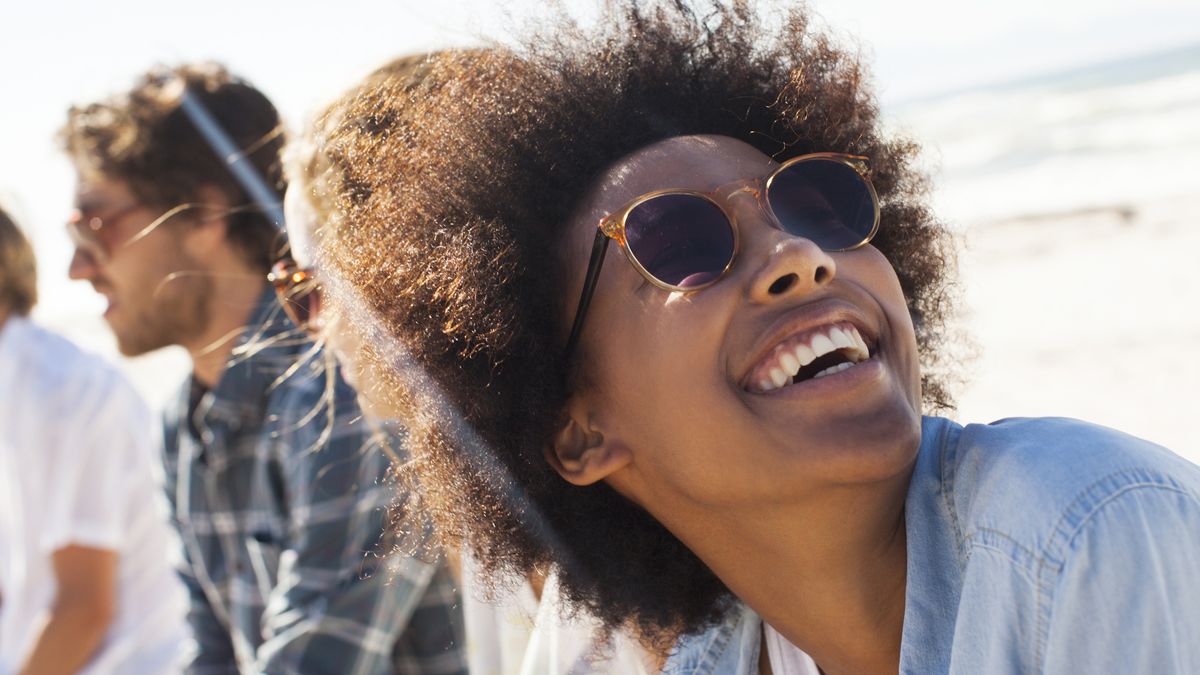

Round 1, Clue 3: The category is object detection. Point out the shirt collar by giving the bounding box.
[190,286,313,430]
[663,604,760,674]
[898,415,965,674]
[0,315,28,391]
[0,314,21,354]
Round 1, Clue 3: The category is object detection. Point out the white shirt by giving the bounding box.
[763,623,821,675]
[461,553,540,675]
[0,317,188,674]
[461,553,658,675]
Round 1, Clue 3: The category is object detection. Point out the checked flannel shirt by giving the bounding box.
[161,290,466,674]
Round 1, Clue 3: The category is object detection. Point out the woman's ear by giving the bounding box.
[544,398,631,486]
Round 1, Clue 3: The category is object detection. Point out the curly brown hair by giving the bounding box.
[61,62,286,271]
[0,205,38,316]
[305,2,960,640]
[289,52,443,257]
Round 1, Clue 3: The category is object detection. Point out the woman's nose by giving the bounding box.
[725,190,837,304]
[743,224,837,304]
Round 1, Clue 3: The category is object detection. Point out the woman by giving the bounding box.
[298,4,1200,673]
[284,53,664,673]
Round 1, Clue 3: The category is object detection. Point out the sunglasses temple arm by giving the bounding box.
[564,229,611,355]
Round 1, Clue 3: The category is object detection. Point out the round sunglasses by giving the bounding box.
[565,153,880,353]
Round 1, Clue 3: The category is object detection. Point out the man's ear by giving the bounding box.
[544,397,631,486]
[181,184,232,256]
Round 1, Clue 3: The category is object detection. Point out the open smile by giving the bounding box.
[743,322,878,394]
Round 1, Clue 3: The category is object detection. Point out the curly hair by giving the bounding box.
[304,1,960,640]
[60,62,287,271]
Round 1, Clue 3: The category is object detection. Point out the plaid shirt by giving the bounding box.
[161,291,466,675]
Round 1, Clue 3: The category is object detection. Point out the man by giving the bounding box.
[0,205,187,673]
[61,63,465,674]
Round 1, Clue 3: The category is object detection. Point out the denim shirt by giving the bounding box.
[663,416,1200,674]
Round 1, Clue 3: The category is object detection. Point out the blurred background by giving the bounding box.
[3,0,1198,458]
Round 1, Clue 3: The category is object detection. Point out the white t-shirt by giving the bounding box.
[461,554,658,675]
[763,622,821,675]
[0,317,188,674]
[461,553,540,675]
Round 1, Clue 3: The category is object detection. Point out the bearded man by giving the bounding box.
[62,63,464,675]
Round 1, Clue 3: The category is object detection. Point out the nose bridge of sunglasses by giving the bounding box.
[708,178,771,235]
[713,177,762,204]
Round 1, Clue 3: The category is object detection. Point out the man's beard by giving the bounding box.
[111,263,213,357]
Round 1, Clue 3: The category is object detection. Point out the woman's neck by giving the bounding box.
[672,472,912,675]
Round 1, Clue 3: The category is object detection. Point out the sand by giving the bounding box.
[954,196,1199,463]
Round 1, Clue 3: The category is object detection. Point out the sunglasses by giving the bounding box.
[66,202,143,265]
[67,202,210,265]
[565,153,881,353]
[268,259,323,331]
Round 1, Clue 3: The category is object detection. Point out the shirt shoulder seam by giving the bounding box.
[1033,471,1196,669]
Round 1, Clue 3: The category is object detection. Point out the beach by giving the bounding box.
[888,42,1200,462]
[955,199,1199,461]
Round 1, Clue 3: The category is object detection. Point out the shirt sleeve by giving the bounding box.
[254,382,450,674]
[40,370,147,554]
[160,410,239,675]
[1041,481,1200,673]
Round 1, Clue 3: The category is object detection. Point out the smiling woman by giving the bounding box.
[303,2,1200,673]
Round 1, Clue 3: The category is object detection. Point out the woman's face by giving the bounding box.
[560,135,923,510]
[283,185,388,419]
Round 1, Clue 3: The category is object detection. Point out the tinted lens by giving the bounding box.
[281,287,320,327]
[766,159,877,250]
[624,194,735,289]
[66,217,109,264]
[271,263,321,329]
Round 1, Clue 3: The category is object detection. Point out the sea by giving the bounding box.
[887,40,1200,228]
[887,42,1200,456]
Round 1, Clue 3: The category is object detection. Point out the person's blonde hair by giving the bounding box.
[0,205,37,316]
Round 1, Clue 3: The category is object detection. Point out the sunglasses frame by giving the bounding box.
[565,152,880,354]
[67,201,221,266]
[65,202,144,265]
[268,258,322,331]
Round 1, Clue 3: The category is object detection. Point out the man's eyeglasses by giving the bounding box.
[65,203,143,265]
[268,259,322,331]
[66,202,203,265]
[565,153,880,354]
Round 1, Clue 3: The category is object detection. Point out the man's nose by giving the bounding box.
[68,247,99,280]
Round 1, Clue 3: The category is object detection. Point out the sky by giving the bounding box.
[3,0,1200,337]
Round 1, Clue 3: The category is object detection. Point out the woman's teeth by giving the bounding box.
[751,324,871,393]
[812,361,856,379]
